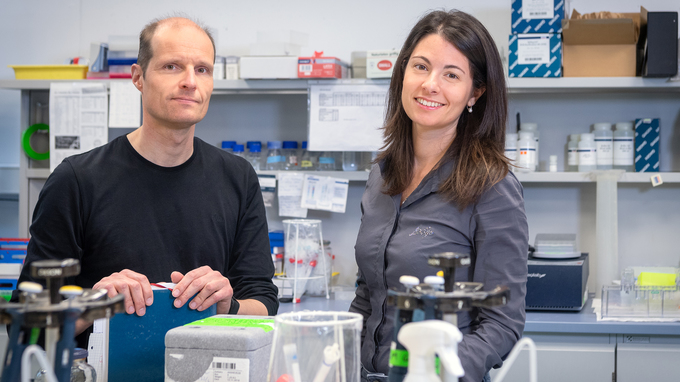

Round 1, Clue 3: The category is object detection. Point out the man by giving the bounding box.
[15,17,278,343]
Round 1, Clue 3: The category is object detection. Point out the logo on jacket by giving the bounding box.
[409,226,434,237]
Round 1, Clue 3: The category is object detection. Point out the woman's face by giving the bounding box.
[401,33,482,136]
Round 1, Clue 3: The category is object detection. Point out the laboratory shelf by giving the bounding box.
[0,193,18,201]
[516,171,680,184]
[26,168,50,180]
[257,170,370,181]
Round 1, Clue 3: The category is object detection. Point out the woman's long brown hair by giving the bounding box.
[377,10,509,210]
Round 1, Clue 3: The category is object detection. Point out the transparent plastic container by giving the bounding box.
[602,267,680,319]
[317,152,336,171]
[283,141,299,171]
[36,348,96,382]
[533,233,579,259]
[221,140,236,154]
[517,131,536,173]
[578,133,597,172]
[306,240,334,297]
[232,144,245,158]
[593,123,613,170]
[520,123,539,168]
[280,219,328,302]
[248,142,262,171]
[505,133,518,171]
[299,141,316,170]
[613,122,635,172]
[342,152,358,171]
[266,141,285,171]
[567,134,579,172]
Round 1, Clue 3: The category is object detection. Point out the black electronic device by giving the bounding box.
[526,253,589,311]
[643,11,678,78]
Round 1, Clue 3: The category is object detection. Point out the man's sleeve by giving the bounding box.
[457,174,529,382]
[225,166,279,316]
[12,160,84,300]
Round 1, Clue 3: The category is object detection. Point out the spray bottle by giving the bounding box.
[397,320,464,382]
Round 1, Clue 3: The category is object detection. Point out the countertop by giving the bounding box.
[277,296,680,336]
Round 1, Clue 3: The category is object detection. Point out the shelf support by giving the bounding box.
[593,170,624,297]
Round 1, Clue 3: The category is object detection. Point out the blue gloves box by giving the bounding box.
[511,0,565,34]
[634,118,660,172]
[508,33,562,77]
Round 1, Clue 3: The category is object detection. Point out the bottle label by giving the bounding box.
[568,148,578,166]
[266,155,284,163]
[288,156,298,165]
[578,149,596,166]
[505,148,517,162]
[300,160,313,168]
[595,139,613,165]
[518,147,536,171]
[614,138,634,165]
[318,157,335,164]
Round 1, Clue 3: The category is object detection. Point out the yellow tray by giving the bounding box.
[8,65,88,80]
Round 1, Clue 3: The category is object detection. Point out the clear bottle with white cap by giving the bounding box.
[593,123,613,170]
[519,123,539,169]
[517,131,536,173]
[613,122,635,172]
[505,133,518,171]
[578,133,597,172]
[567,134,580,172]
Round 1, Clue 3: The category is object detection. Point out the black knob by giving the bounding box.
[427,252,470,292]
[31,259,81,304]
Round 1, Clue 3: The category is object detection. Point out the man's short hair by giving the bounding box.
[137,16,216,76]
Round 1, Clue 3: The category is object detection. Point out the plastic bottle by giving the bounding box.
[567,134,580,172]
[520,123,539,169]
[505,133,518,171]
[613,122,635,172]
[299,141,316,170]
[248,142,262,171]
[593,123,613,170]
[578,133,597,172]
[549,155,558,172]
[517,131,536,172]
[282,141,299,170]
[232,144,245,158]
[221,140,236,154]
[342,152,358,171]
[398,320,464,382]
[317,151,336,171]
[265,141,285,170]
[36,348,96,382]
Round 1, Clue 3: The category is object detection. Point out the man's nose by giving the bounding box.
[180,68,197,90]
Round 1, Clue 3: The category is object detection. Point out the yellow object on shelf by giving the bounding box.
[637,272,677,287]
[8,65,88,80]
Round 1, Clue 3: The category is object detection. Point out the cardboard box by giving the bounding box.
[298,51,348,79]
[562,9,646,77]
[367,50,399,78]
[634,118,660,172]
[239,56,299,79]
[511,0,565,34]
[508,33,562,77]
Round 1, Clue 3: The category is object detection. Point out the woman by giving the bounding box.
[350,10,529,382]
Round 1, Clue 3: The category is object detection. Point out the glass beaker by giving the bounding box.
[267,311,362,382]
[282,219,326,302]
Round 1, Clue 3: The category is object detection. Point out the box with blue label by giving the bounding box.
[634,118,660,172]
[511,0,565,34]
[508,33,562,77]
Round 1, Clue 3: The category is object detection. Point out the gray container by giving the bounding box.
[165,315,275,382]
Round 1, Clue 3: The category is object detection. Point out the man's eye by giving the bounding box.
[165,64,175,70]
[197,68,207,73]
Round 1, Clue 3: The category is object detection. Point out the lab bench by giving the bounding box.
[279,296,680,382]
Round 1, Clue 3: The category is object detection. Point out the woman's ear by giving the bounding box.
[469,86,486,107]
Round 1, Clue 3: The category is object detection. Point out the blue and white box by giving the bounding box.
[508,33,562,77]
[511,0,565,34]
[634,118,660,172]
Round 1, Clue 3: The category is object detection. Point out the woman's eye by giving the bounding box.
[447,73,459,79]
[415,64,427,71]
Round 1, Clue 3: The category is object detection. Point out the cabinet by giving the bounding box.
[1,77,679,288]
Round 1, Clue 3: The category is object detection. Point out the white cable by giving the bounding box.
[21,344,58,382]
[492,337,537,382]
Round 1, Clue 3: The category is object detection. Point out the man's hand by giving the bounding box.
[170,266,234,314]
[92,269,154,316]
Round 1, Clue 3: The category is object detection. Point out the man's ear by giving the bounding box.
[131,64,144,93]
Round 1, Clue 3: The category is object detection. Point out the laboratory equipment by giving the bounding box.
[37,347,96,382]
[516,131,536,172]
[532,233,579,259]
[165,315,276,382]
[317,152,336,171]
[233,144,245,158]
[593,123,613,170]
[519,123,539,167]
[386,252,510,382]
[567,134,579,172]
[221,141,236,154]
[306,240,334,297]
[549,155,558,172]
[279,219,329,303]
[613,122,635,171]
[299,141,316,170]
[266,141,285,171]
[526,253,589,311]
[267,311,362,382]
[342,152,358,171]
[0,259,124,382]
[601,267,680,319]
[282,141,299,170]
[398,320,463,382]
[578,133,597,172]
[504,133,518,171]
[248,142,262,170]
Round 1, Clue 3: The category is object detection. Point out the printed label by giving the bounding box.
[578,149,596,166]
[196,357,249,382]
[595,139,613,166]
[614,138,634,166]
[300,160,313,168]
[522,0,555,20]
[567,148,578,166]
[518,147,536,170]
[266,155,284,163]
[505,148,518,162]
[517,37,551,65]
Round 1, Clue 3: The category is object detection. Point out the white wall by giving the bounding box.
[1,0,679,285]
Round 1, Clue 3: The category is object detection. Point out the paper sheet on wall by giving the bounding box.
[258,174,277,207]
[308,81,388,151]
[300,174,349,213]
[108,81,141,127]
[277,172,308,218]
[49,82,108,172]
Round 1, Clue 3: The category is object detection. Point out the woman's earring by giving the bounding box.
[467,105,473,113]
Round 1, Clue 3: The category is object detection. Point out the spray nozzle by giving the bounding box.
[398,320,465,382]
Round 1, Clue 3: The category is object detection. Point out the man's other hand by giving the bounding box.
[92,269,154,316]
[170,266,234,314]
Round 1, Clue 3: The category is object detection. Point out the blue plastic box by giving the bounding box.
[511,0,565,34]
[634,118,660,172]
[508,33,562,77]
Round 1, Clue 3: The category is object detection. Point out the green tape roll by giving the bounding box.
[21,123,49,161]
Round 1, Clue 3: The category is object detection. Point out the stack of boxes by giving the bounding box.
[0,238,28,301]
[508,0,564,78]
[107,35,139,79]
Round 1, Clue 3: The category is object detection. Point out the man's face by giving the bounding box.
[132,23,214,130]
